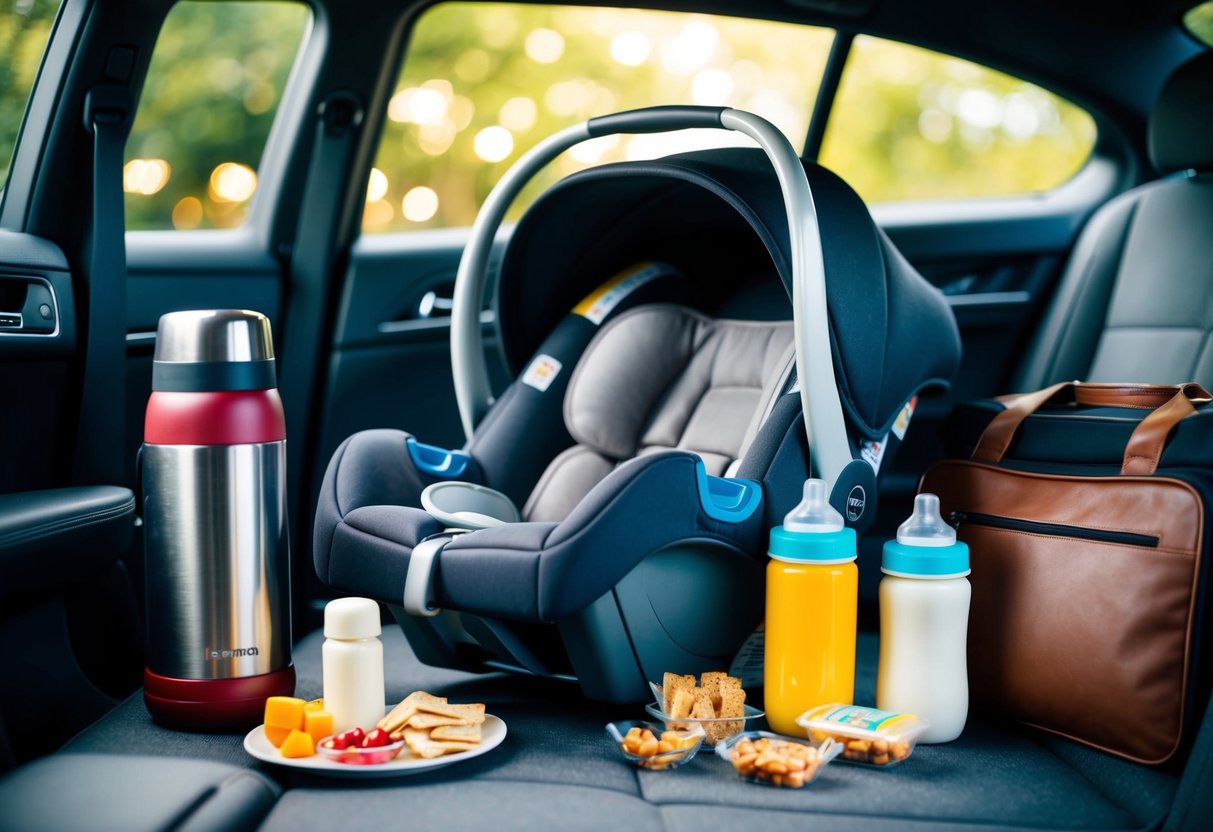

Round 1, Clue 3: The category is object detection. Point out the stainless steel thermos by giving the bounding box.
[142,309,295,727]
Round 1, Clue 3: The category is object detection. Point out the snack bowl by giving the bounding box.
[715,730,841,788]
[605,720,705,770]
[643,702,765,746]
[316,735,406,765]
[795,704,929,767]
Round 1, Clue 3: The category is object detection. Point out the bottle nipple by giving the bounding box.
[783,479,845,533]
[896,494,956,547]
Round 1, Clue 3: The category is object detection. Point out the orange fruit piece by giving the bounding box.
[280,728,315,758]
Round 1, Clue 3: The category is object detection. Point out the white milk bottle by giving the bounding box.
[876,493,971,743]
[322,597,386,733]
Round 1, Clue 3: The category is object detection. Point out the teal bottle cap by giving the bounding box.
[769,525,857,562]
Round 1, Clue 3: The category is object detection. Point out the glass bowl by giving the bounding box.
[643,701,765,746]
[605,720,704,770]
[316,735,406,765]
[714,730,841,788]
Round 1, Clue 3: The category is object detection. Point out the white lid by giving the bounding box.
[782,478,845,533]
[324,597,381,640]
[895,493,956,547]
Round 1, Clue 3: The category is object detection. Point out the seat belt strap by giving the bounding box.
[279,90,363,558]
[72,85,130,486]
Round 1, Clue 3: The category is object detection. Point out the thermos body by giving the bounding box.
[143,441,288,679]
[142,310,295,727]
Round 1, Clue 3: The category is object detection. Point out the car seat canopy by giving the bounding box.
[498,147,962,440]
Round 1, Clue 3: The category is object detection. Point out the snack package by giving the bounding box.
[795,704,929,767]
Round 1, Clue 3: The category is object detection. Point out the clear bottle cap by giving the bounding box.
[783,479,845,533]
[895,493,956,547]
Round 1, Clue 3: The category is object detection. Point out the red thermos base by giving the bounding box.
[144,666,297,729]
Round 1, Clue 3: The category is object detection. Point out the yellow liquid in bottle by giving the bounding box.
[764,558,858,735]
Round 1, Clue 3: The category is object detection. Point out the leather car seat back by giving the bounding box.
[523,305,792,522]
[1015,51,1213,390]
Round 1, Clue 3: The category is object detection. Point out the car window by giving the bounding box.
[123,0,311,231]
[0,0,61,189]
[819,36,1097,204]
[363,2,834,231]
[1186,1,1213,46]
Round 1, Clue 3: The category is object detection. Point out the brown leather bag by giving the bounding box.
[920,382,1211,764]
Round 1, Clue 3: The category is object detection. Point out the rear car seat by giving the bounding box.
[1014,51,1213,391]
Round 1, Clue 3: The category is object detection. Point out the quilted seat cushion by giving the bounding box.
[524,305,792,522]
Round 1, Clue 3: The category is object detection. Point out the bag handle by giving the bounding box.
[972,382,1212,475]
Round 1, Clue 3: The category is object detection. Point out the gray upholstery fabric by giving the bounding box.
[533,305,792,521]
[56,626,1192,831]
[0,754,278,832]
[1015,51,1213,393]
[1149,51,1213,174]
[1085,180,1213,386]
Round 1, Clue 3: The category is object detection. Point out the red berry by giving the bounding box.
[329,727,365,750]
[361,728,391,748]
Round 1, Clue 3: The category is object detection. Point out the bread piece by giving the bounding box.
[662,673,695,716]
[691,689,715,721]
[699,672,728,711]
[707,681,747,745]
[430,724,483,743]
[378,691,447,733]
[414,701,486,723]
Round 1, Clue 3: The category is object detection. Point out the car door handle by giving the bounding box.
[418,288,454,319]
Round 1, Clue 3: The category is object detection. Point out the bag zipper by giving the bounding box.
[949,511,1159,547]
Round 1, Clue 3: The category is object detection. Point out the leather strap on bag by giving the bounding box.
[973,382,1212,475]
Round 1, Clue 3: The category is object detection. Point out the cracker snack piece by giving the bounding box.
[430,724,483,743]
[378,691,447,735]
[402,728,479,759]
[415,701,486,724]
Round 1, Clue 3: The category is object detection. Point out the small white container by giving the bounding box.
[322,597,385,734]
[876,494,971,744]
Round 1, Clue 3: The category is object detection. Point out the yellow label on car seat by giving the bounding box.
[573,262,675,325]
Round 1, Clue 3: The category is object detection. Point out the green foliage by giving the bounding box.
[1185,1,1213,46]
[2,0,1102,234]
[0,0,59,186]
[123,1,310,229]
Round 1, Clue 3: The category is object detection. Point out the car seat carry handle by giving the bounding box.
[972,381,1212,475]
[452,106,852,492]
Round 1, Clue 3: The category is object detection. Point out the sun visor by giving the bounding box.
[497,148,961,440]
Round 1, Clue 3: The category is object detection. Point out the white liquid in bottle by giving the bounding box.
[322,597,385,734]
[876,494,971,744]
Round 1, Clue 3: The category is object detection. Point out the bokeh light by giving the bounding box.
[366,167,389,203]
[402,186,440,222]
[209,162,257,203]
[473,125,514,162]
[123,159,171,195]
[171,196,203,230]
[525,28,565,63]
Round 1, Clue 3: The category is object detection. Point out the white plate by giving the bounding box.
[243,714,507,778]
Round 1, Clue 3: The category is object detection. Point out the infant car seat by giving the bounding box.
[314,108,961,701]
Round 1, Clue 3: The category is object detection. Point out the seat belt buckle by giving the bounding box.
[83,84,132,133]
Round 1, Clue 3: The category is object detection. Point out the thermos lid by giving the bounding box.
[324,597,382,640]
[153,309,276,392]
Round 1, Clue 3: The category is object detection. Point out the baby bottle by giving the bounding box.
[876,493,971,743]
[322,597,386,734]
[764,479,858,735]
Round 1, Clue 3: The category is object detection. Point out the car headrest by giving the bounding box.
[1149,50,1213,173]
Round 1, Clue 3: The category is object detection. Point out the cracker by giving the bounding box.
[405,712,468,729]
[415,701,486,723]
[378,691,447,733]
[402,728,478,759]
[430,724,483,743]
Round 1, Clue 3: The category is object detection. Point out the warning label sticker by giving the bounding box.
[521,354,563,392]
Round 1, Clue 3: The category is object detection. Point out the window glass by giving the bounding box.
[0,0,61,188]
[365,2,834,231]
[1185,1,1213,47]
[819,36,1097,203]
[124,0,310,230]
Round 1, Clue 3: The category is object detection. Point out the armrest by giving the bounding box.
[0,486,135,605]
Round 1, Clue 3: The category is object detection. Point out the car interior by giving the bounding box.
[0,0,1210,830]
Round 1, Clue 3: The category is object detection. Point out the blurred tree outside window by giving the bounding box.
[820,36,1097,204]
[123,0,310,231]
[1186,1,1213,46]
[364,3,835,232]
[0,0,61,189]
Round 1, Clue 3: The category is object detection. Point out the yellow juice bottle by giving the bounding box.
[764,479,858,736]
